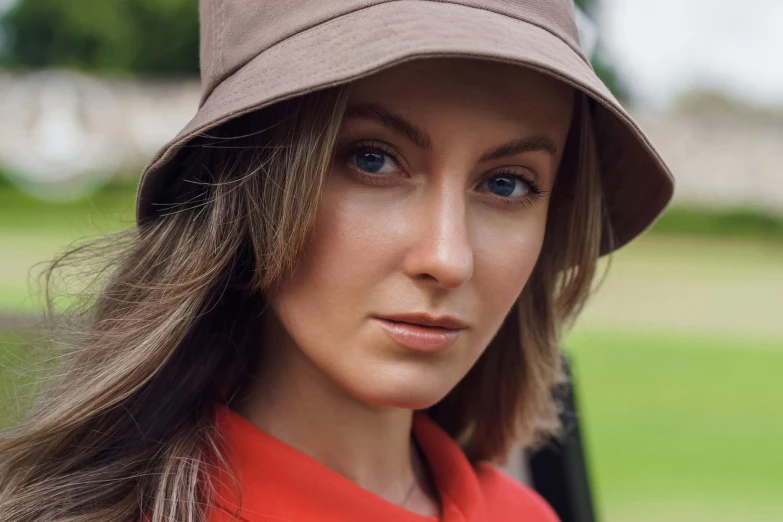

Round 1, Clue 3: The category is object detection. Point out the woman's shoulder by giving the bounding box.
[473,461,560,522]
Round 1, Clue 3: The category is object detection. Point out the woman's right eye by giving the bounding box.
[353,149,396,174]
[346,144,401,176]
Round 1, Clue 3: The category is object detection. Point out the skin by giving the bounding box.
[237,57,574,516]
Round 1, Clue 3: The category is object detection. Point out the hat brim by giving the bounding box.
[136,1,674,254]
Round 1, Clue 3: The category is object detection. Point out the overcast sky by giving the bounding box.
[1,0,781,111]
[598,0,783,110]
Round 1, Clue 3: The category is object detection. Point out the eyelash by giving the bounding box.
[341,140,547,208]
[487,170,545,209]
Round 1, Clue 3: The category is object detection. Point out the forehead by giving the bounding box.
[348,58,574,134]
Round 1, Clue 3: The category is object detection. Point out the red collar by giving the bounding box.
[209,405,487,522]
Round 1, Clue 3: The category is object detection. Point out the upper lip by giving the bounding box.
[376,313,468,330]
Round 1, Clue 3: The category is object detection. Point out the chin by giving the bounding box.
[341,366,457,411]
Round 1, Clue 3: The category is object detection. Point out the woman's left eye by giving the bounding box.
[482,173,533,198]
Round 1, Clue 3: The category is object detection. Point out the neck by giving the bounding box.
[234,310,423,507]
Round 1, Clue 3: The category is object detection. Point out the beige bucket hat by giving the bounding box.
[135,0,674,253]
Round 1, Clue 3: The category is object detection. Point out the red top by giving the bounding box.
[207,405,560,522]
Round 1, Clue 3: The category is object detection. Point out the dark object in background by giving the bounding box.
[528,354,598,522]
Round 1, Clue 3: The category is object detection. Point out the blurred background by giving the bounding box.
[0,1,780,521]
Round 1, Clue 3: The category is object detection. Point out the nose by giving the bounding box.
[403,184,474,289]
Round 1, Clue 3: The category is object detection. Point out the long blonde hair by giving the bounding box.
[0,79,609,521]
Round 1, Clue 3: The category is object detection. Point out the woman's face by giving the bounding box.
[266,58,574,409]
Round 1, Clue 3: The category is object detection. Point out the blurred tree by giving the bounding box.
[574,0,628,102]
[574,0,590,11]
[0,0,199,76]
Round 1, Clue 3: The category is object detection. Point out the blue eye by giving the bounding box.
[354,150,396,174]
[487,174,529,198]
[355,151,384,173]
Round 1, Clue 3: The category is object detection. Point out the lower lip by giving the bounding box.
[374,318,463,353]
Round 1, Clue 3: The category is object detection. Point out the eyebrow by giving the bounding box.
[343,102,558,162]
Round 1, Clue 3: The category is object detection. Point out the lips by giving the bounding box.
[373,313,467,353]
[377,313,468,330]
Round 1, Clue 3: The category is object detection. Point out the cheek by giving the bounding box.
[269,179,402,341]
[471,208,548,329]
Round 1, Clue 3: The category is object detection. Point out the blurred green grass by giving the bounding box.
[0,329,50,427]
[564,327,783,520]
[1,179,782,520]
[0,179,135,312]
[0,177,136,232]
[650,206,783,243]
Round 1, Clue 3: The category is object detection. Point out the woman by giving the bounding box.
[0,1,674,521]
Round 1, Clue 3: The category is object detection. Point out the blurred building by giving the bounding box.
[0,70,200,198]
[1,70,782,215]
[636,91,783,215]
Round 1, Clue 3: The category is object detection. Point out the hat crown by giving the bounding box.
[198,0,584,106]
